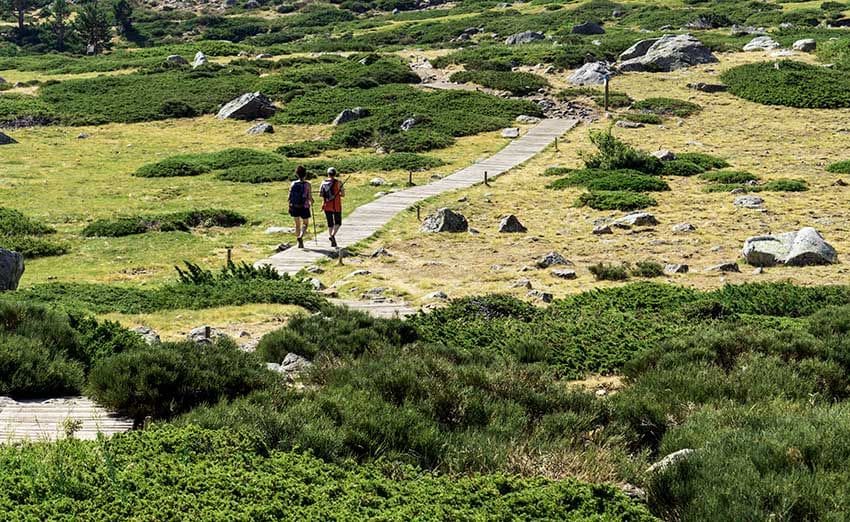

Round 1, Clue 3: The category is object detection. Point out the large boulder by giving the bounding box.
[0,248,24,291]
[332,107,369,125]
[619,38,660,61]
[421,208,468,233]
[615,212,658,227]
[0,132,17,145]
[742,227,837,267]
[618,34,717,72]
[191,51,207,68]
[572,21,605,35]
[568,61,617,85]
[505,31,545,45]
[792,38,816,52]
[743,36,780,52]
[216,92,276,120]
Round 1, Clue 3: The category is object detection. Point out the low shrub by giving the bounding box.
[0,236,67,258]
[699,170,759,184]
[826,160,850,173]
[134,148,287,177]
[633,98,701,117]
[0,93,57,125]
[542,166,573,176]
[618,112,663,125]
[584,172,671,192]
[576,191,658,211]
[631,261,665,278]
[277,140,329,158]
[589,262,630,281]
[134,157,211,178]
[558,87,633,108]
[581,130,663,174]
[721,60,850,109]
[89,338,271,421]
[675,152,729,170]
[448,70,549,96]
[0,336,84,398]
[761,178,808,192]
[82,209,246,237]
[660,160,705,177]
[0,207,55,236]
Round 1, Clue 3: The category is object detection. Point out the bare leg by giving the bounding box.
[301,219,310,239]
[294,217,303,238]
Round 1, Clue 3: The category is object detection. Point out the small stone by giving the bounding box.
[457,196,468,202]
[370,247,392,257]
[309,278,325,291]
[516,115,541,124]
[165,54,189,66]
[616,212,658,227]
[752,267,764,275]
[734,195,765,209]
[468,228,480,235]
[265,226,296,234]
[527,290,553,303]
[255,53,273,59]
[498,215,527,233]
[332,107,369,125]
[664,264,689,274]
[425,291,448,300]
[187,326,228,345]
[551,269,577,279]
[743,36,780,52]
[370,177,386,187]
[132,326,161,345]
[536,251,571,269]
[616,120,643,129]
[510,278,533,289]
[0,248,24,291]
[647,449,695,474]
[792,39,816,52]
[832,179,848,187]
[191,51,207,68]
[593,224,613,235]
[76,133,90,139]
[306,266,324,274]
[651,149,675,161]
[706,262,740,273]
[671,222,696,233]
[400,117,417,131]
[349,270,371,277]
[275,243,291,253]
[0,132,18,145]
[247,122,274,135]
[501,127,520,138]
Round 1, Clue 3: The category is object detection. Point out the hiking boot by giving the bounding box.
[297,237,304,249]
[330,236,337,248]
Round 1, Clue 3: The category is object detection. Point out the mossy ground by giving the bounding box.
[316,51,850,305]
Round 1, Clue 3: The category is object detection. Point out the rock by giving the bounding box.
[306,266,324,274]
[332,107,369,125]
[216,92,276,120]
[551,269,577,279]
[742,227,837,267]
[370,247,392,257]
[0,132,17,145]
[247,122,274,135]
[420,208,469,233]
[510,278,533,289]
[686,15,721,30]
[593,224,613,235]
[349,270,371,277]
[265,226,295,234]
[370,177,386,187]
[191,51,207,68]
[268,353,313,381]
[618,34,717,72]
[275,243,291,253]
[132,326,161,345]
[619,38,660,61]
[76,133,90,139]
[664,263,689,274]
[537,251,571,269]
[651,149,675,161]
[400,117,417,131]
[187,325,228,344]
[0,77,5,84]
[243,0,260,8]
[309,278,325,291]
[707,262,740,273]
[516,115,541,124]
[672,222,696,233]
[0,248,24,291]
[616,212,658,227]
[572,21,605,35]
[616,120,643,129]
[833,179,849,187]
[255,53,273,59]
[734,195,764,209]
[498,215,527,233]
[792,38,816,52]
[770,49,795,58]
[165,55,188,66]
[501,127,520,138]
[505,31,545,45]
[647,448,695,474]
[567,61,617,86]
[752,266,764,275]
[687,82,728,93]
[425,291,448,300]
[743,36,780,52]
[731,25,766,37]
[527,290,553,303]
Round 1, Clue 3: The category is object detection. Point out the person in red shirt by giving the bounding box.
[319,167,344,248]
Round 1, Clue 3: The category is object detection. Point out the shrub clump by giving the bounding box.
[721,60,850,109]
[581,130,663,174]
[134,157,212,178]
[699,170,760,184]
[0,208,65,258]
[660,159,705,177]
[618,112,663,125]
[633,97,702,117]
[448,70,549,96]
[589,262,630,281]
[675,152,730,170]
[826,160,850,174]
[576,191,658,211]
[584,172,671,192]
[558,87,633,108]
[82,209,247,237]
[134,148,287,178]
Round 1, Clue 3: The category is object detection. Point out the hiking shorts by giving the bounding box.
[325,211,342,228]
[289,206,311,219]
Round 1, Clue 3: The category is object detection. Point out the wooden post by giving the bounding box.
[603,76,610,113]
[554,137,559,152]
[416,205,421,221]
[484,171,489,187]
[408,170,413,185]
[226,247,232,264]
[204,326,211,340]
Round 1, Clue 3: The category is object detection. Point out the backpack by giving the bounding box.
[289,181,307,208]
[320,179,336,202]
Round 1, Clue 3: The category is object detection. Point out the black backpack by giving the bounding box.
[320,179,336,202]
[289,180,307,208]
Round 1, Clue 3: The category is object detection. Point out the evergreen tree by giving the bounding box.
[111,0,132,35]
[74,0,111,54]
[49,0,71,51]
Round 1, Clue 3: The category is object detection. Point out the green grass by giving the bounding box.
[633,98,702,118]
[722,60,850,109]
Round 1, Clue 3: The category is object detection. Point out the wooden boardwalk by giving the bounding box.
[0,396,133,443]
[257,118,579,276]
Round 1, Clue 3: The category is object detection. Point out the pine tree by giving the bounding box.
[74,0,112,54]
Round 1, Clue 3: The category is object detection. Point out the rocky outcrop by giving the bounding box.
[572,21,605,35]
[504,31,545,45]
[742,227,837,267]
[792,39,816,52]
[618,34,717,72]
[0,248,24,291]
[568,61,617,85]
[0,132,17,145]
[332,107,369,125]
[421,208,469,233]
[743,36,780,51]
[216,92,276,120]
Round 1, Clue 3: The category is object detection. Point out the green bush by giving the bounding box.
[547,168,647,189]
[82,209,246,237]
[0,425,654,520]
[542,166,573,177]
[133,157,212,178]
[0,236,67,258]
[584,172,671,192]
[558,87,633,108]
[581,130,663,174]
[826,160,850,174]
[576,191,658,211]
[589,262,631,281]
[660,160,705,177]
[761,178,809,192]
[618,112,663,125]
[699,170,759,184]
[0,207,55,236]
[633,98,701,117]
[721,60,850,109]
[0,336,84,398]
[0,93,57,125]
[632,261,665,278]
[675,152,729,170]
[449,70,549,96]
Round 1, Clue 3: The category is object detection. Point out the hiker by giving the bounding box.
[320,167,345,248]
[288,165,313,249]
